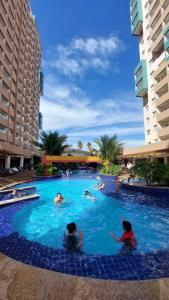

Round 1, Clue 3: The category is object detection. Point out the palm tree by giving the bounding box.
[36,130,69,155]
[95,135,123,164]
[77,141,83,150]
[87,142,93,153]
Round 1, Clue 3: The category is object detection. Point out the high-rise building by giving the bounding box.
[130,0,169,144]
[123,0,169,163]
[0,0,42,168]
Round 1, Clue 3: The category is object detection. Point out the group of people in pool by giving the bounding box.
[63,221,137,252]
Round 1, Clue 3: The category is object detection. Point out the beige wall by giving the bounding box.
[0,0,41,157]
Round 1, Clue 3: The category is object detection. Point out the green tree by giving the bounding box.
[36,130,69,155]
[77,141,83,150]
[95,135,123,164]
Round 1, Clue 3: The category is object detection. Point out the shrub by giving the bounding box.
[100,164,121,176]
[131,161,169,186]
[35,164,60,176]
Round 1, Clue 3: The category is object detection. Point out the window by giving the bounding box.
[0,125,7,133]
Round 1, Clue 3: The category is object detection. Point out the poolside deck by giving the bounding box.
[0,170,35,189]
[0,253,169,300]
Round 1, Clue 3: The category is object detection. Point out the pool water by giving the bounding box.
[13,178,169,255]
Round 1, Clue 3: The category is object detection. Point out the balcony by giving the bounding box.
[130,0,143,36]
[134,60,148,97]
[40,71,44,96]
[157,108,169,123]
[151,32,164,54]
[154,75,169,94]
[164,26,169,60]
[156,91,169,108]
[158,126,169,140]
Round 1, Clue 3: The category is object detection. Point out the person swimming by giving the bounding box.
[66,169,71,177]
[63,222,83,251]
[10,189,22,198]
[109,221,137,252]
[98,182,105,190]
[84,190,92,196]
[83,190,96,202]
[115,176,121,193]
[54,192,64,204]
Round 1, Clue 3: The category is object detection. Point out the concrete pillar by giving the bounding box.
[164,156,168,165]
[149,156,154,162]
[20,156,24,168]
[5,156,11,169]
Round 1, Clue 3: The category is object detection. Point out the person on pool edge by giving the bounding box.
[109,221,137,251]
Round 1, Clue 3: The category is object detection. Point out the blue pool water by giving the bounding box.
[13,178,169,255]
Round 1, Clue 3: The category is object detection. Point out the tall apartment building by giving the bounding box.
[0,0,42,168]
[130,0,169,144]
[123,0,169,163]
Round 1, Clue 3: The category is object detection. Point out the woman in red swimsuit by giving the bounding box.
[109,221,137,250]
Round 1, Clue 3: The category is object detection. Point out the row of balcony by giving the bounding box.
[134,25,169,97]
[134,60,148,97]
[130,0,143,36]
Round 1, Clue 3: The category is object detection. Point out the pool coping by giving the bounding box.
[1,176,169,281]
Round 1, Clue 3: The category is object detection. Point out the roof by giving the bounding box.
[123,140,169,157]
[41,155,101,164]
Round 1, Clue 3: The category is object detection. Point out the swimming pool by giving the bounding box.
[13,178,169,255]
[1,175,169,280]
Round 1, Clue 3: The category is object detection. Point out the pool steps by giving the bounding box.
[0,193,39,206]
[0,186,35,194]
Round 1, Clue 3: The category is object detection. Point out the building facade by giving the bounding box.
[0,0,42,168]
[130,0,169,144]
[124,0,169,164]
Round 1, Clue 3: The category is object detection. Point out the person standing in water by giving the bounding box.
[109,221,137,251]
[54,192,64,204]
[115,176,121,193]
[63,222,83,251]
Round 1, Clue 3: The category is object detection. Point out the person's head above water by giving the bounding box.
[122,221,132,232]
[67,222,76,234]
[57,193,61,196]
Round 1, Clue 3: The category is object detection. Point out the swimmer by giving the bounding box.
[83,190,96,202]
[54,192,64,204]
[98,183,105,190]
[115,176,121,193]
[66,169,71,177]
[11,189,22,198]
[109,221,137,250]
[84,190,92,196]
[63,222,83,251]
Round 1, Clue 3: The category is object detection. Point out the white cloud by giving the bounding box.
[40,35,144,148]
[45,34,124,76]
[40,76,144,146]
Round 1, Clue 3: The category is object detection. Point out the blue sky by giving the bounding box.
[30,0,145,148]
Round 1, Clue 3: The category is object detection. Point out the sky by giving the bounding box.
[30,0,145,149]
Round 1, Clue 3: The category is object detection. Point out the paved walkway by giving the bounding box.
[0,253,169,300]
